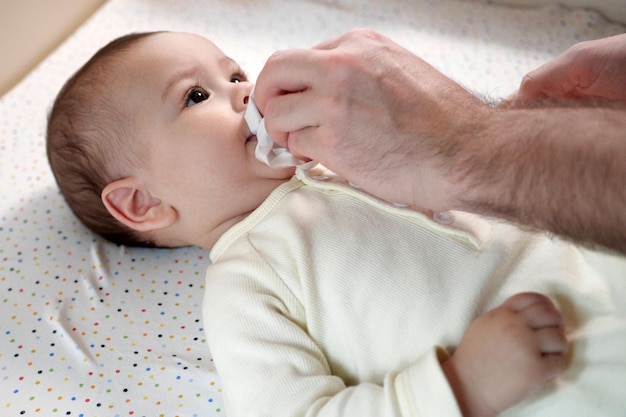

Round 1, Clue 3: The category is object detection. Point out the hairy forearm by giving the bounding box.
[451,102,626,253]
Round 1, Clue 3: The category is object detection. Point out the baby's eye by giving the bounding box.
[185,88,209,107]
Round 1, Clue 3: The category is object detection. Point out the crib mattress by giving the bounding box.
[1,0,624,415]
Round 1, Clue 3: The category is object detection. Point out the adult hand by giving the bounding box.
[254,29,488,210]
[511,33,626,104]
[255,30,626,254]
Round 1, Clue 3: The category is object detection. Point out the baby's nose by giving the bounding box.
[236,82,254,111]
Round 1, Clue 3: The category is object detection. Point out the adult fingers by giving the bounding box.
[255,28,395,112]
[515,59,576,101]
[254,48,323,112]
[282,126,323,161]
[262,90,322,148]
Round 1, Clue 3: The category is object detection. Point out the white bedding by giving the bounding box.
[0,0,624,415]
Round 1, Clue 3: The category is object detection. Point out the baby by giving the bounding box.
[47,31,625,416]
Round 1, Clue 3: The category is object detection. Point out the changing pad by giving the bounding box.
[1,0,624,415]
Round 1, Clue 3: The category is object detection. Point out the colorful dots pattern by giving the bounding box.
[1,0,623,415]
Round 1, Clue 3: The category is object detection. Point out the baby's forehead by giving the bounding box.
[107,32,224,83]
[138,31,227,60]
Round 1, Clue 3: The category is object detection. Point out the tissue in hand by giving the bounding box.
[245,95,316,169]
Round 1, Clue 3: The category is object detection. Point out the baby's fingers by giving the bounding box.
[535,321,569,382]
[503,292,557,315]
[521,299,564,329]
[541,351,568,381]
[535,327,568,354]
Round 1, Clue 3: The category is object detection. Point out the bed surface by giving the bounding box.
[1,0,624,415]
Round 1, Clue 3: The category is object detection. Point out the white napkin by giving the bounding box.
[245,94,316,169]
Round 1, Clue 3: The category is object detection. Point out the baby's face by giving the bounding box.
[115,32,295,248]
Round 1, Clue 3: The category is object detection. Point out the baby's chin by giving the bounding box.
[251,160,295,179]
[269,166,297,179]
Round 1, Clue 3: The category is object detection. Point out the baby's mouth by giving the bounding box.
[246,135,258,144]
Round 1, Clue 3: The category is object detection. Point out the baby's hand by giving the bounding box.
[442,292,568,417]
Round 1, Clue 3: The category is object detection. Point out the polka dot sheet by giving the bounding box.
[0,0,623,415]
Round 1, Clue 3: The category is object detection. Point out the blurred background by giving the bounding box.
[0,0,105,96]
[1,0,625,97]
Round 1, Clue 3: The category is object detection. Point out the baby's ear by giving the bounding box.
[102,178,177,232]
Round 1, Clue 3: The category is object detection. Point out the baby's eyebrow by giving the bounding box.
[223,56,236,65]
[162,66,199,102]
[221,56,241,72]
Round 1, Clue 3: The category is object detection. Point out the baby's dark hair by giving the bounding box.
[47,32,162,247]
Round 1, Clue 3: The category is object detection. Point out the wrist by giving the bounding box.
[436,101,496,212]
[441,356,497,417]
